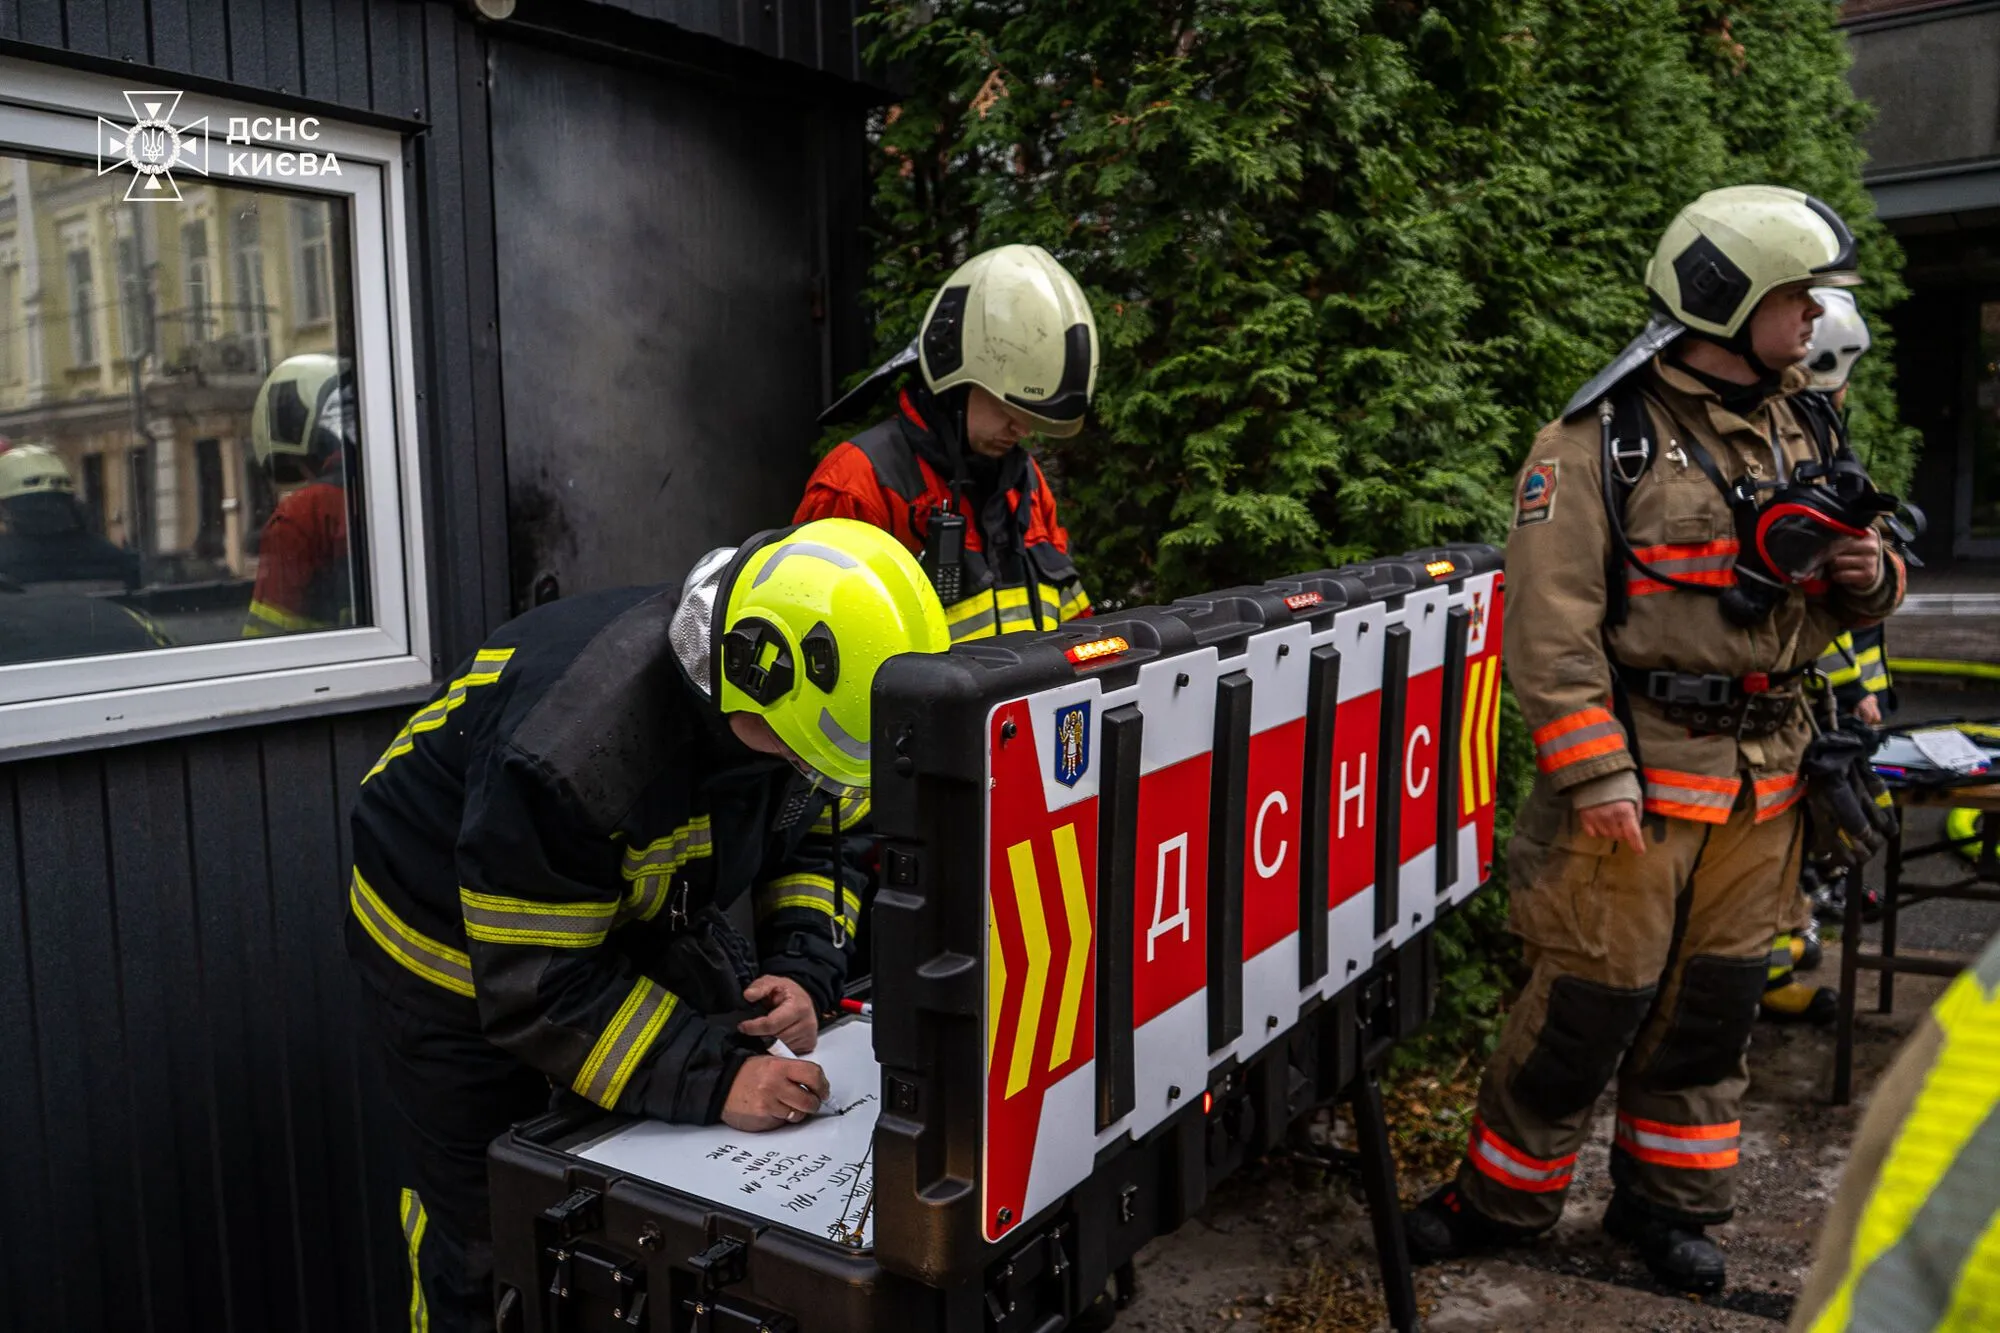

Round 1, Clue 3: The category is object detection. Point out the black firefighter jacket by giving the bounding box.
[346,581,867,1125]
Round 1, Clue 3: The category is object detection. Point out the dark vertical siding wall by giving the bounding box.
[0,6,504,1328]
[0,4,878,1330]
[0,708,409,1332]
[573,0,865,81]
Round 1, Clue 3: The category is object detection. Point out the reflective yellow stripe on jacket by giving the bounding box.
[572,978,679,1108]
[459,888,616,948]
[618,816,713,923]
[945,582,1081,641]
[244,598,325,638]
[755,871,862,938]
[364,649,516,782]
[400,1188,430,1333]
[350,869,476,997]
[1816,631,1892,696]
[1809,943,2000,1332]
[810,788,871,836]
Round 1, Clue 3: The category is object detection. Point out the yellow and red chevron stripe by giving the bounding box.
[985,700,1102,1242]
[1459,652,1504,816]
[988,829,1095,1097]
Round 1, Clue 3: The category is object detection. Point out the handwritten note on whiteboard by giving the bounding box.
[571,1018,881,1248]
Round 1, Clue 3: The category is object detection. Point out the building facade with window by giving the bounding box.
[0,3,874,1329]
[1846,0,2000,583]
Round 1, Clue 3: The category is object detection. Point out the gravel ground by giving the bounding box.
[1114,945,1944,1332]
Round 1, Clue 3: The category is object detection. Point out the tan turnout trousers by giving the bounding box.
[1458,777,1803,1230]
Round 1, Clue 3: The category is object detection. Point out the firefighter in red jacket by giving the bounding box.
[797,244,1099,640]
[244,352,357,637]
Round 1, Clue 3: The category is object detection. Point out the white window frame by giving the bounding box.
[0,56,434,755]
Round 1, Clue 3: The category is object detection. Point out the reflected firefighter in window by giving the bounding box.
[0,440,140,593]
[797,244,1099,641]
[244,352,358,637]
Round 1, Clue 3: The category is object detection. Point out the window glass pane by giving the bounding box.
[1974,302,2000,542]
[0,153,368,665]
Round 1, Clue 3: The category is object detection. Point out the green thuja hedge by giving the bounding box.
[854,0,1915,1055]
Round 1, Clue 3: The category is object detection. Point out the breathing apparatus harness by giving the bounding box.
[907,383,1051,633]
[1596,373,1916,739]
[917,387,974,609]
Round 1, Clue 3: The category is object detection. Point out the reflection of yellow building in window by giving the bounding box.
[0,154,347,585]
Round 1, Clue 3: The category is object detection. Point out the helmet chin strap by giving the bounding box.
[1695,327,1786,377]
[1675,334,1785,413]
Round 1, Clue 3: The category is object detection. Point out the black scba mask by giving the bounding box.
[1599,384,1922,629]
[1718,457,1921,627]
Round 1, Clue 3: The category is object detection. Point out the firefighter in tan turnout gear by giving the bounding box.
[1405,186,1908,1292]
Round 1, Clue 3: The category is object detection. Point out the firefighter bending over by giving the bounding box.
[798,244,1099,640]
[1405,186,1907,1293]
[346,519,950,1333]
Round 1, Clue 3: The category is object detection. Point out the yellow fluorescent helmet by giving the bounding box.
[920,243,1099,438]
[717,518,951,791]
[0,445,76,501]
[1646,185,1861,339]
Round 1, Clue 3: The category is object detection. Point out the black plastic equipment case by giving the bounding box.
[486,549,1499,1333]
[486,944,1434,1333]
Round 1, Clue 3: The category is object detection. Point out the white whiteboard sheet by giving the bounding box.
[573,1018,881,1248]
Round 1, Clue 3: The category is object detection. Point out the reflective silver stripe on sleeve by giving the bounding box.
[572,979,680,1108]
[1534,718,1622,762]
[458,888,615,948]
[621,818,713,879]
[350,870,476,997]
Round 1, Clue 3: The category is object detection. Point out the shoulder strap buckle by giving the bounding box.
[1604,390,1653,487]
[1609,428,1651,487]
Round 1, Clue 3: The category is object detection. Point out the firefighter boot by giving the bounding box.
[1602,1189,1727,1293]
[1761,932,1837,1024]
[1404,1183,1540,1262]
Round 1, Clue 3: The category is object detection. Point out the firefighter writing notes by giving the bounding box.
[573,1019,883,1247]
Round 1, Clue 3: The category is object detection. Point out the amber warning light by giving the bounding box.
[1065,636,1130,666]
[1424,559,1457,578]
[1283,591,1322,613]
